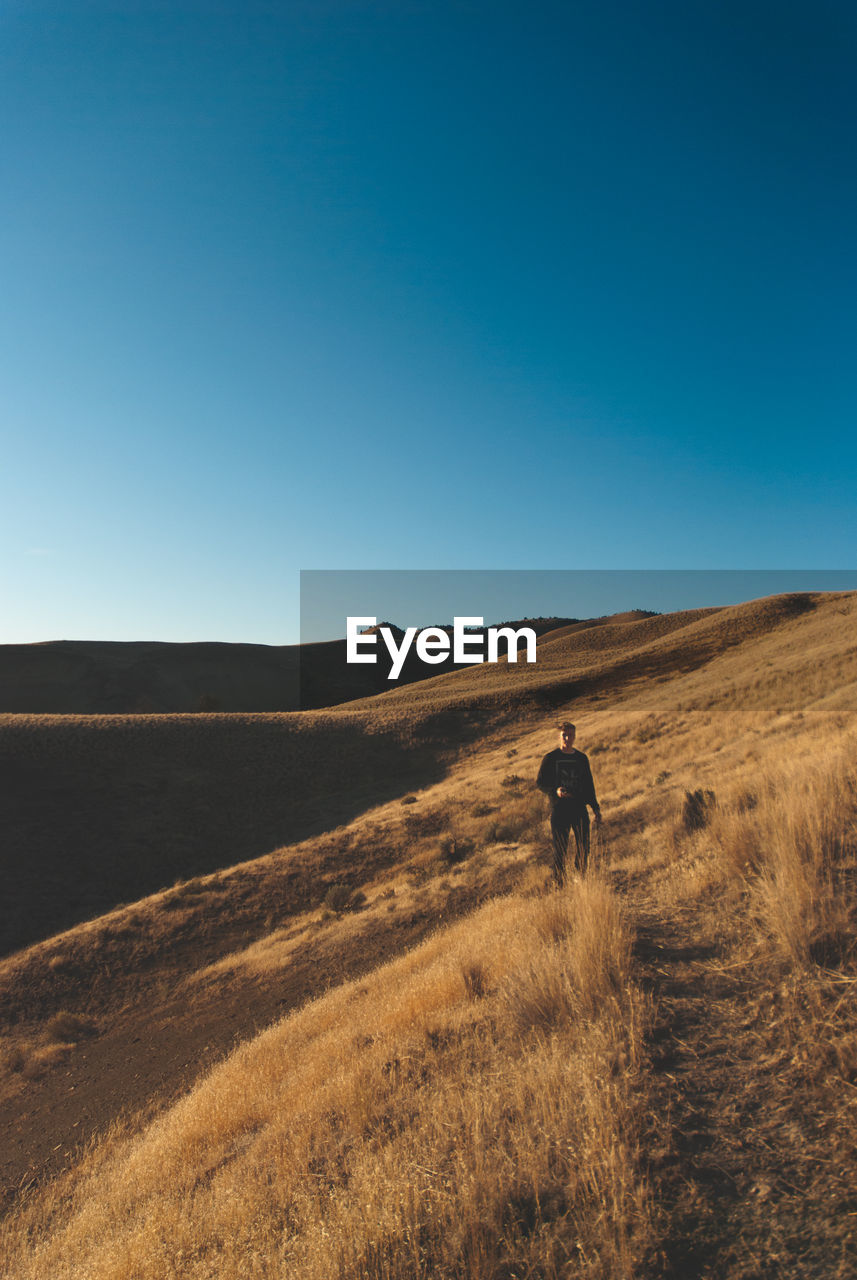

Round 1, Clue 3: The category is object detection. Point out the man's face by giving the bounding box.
[559,726,576,752]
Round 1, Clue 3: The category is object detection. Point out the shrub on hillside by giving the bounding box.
[461,960,489,999]
[681,789,716,833]
[439,835,473,866]
[323,884,365,914]
[45,1012,97,1044]
[635,717,663,745]
[404,809,447,838]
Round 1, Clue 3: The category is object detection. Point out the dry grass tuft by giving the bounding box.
[679,788,716,833]
[460,959,489,1000]
[711,754,856,969]
[502,879,633,1036]
[44,1012,97,1044]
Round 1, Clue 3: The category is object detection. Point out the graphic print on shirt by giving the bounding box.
[555,753,587,802]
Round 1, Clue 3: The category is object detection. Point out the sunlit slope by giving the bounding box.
[2,592,855,957]
[351,591,857,717]
[3,682,855,1277]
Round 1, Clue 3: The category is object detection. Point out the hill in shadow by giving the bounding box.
[0,618,592,715]
[0,711,450,958]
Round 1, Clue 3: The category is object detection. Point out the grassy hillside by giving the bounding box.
[1,592,855,1277]
[3,592,856,956]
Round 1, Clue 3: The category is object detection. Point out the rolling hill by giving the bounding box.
[1,591,855,1278]
[0,617,588,715]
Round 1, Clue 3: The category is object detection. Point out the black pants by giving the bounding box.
[550,804,590,885]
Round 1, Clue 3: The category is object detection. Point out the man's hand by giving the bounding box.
[557,786,570,798]
[593,809,602,827]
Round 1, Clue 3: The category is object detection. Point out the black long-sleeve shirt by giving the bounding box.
[536,747,600,812]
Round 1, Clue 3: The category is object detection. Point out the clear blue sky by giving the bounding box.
[2,1,855,644]
[300,571,857,643]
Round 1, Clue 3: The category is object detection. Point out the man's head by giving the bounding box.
[558,722,576,752]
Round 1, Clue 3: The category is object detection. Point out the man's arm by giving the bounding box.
[536,752,555,797]
[583,755,602,820]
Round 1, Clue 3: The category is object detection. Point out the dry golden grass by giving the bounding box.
[2,592,857,1278]
[2,878,653,1280]
[709,750,856,969]
[5,702,854,1275]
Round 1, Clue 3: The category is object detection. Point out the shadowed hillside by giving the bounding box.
[0,638,370,714]
[0,711,448,958]
[0,618,588,715]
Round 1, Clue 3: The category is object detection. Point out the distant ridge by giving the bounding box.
[0,616,631,713]
[0,640,299,714]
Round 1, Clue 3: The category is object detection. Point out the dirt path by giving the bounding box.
[631,897,857,1279]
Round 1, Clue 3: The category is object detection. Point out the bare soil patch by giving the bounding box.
[0,871,516,1209]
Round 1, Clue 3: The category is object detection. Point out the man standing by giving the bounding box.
[536,722,602,886]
